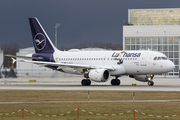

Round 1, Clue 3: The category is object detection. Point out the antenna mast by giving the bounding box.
[55,23,61,48]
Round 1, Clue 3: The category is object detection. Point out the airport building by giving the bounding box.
[0,50,3,78]
[123,8,180,77]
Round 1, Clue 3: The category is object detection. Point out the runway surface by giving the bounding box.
[0,76,180,91]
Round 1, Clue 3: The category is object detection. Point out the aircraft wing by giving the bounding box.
[22,60,115,71]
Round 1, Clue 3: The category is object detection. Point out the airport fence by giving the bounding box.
[1,108,180,119]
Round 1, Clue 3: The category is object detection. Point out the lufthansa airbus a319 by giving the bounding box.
[6,18,175,86]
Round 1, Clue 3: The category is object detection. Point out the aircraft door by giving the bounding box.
[141,53,148,66]
[102,56,106,64]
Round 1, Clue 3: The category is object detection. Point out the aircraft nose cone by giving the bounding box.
[168,61,175,71]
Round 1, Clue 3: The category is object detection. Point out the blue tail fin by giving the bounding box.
[29,17,57,53]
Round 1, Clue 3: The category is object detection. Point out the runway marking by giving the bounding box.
[1,99,180,104]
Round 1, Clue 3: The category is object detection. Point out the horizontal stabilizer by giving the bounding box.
[5,54,43,60]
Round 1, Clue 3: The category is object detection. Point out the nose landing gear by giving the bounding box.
[147,74,154,86]
[148,81,154,86]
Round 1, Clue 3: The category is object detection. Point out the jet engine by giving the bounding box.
[85,69,110,82]
[129,75,154,82]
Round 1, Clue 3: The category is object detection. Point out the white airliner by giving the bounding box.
[6,17,175,86]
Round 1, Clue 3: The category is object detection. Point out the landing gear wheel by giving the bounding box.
[148,81,154,86]
[111,79,120,86]
[111,79,116,85]
[81,79,91,86]
[81,79,87,86]
[116,79,120,85]
[87,79,91,86]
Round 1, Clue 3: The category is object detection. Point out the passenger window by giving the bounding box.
[153,57,157,60]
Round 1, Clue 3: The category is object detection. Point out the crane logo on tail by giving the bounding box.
[34,33,46,51]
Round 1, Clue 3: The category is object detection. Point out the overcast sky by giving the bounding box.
[0,0,179,48]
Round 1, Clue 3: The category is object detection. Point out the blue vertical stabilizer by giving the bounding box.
[29,18,56,53]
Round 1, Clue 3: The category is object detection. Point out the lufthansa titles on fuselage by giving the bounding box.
[112,52,141,58]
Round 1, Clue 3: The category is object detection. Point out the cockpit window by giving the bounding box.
[161,57,168,60]
[157,57,161,60]
[154,56,168,60]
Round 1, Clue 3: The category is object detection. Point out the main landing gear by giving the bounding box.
[81,79,91,86]
[111,76,121,86]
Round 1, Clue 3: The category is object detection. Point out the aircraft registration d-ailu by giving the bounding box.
[6,18,175,86]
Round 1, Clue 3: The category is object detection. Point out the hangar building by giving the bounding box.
[123,8,180,77]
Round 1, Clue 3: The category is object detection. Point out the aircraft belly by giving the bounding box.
[125,65,150,75]
[62,67,82,75]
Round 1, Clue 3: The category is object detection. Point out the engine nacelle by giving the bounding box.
[129,75,154,82]
[87,69,110,82]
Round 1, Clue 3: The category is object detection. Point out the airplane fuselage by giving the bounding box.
[53,50,174,76]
